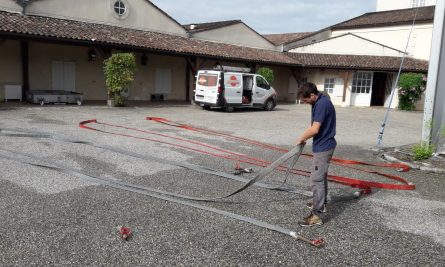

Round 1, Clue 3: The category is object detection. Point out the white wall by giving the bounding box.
[191,23,276,50]
[332,24,433,60]
[0,0,22,13]
[283,30,332,51]
[289,34,405,57]
[24,0,187,35]
[298,69,347,106]
[376,0,436,11]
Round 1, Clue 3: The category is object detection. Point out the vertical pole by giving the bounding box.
[185,60,190,102]
[377,7,420,147]
[342,71,350,103]
[20,40,29,100]
[422,0,445,152]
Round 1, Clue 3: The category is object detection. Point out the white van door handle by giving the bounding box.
[236,91,241,93]
[256,92,259,94]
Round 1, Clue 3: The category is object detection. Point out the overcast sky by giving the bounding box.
[151,0,377,34]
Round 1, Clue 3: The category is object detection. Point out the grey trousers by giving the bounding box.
[310,148,335,216]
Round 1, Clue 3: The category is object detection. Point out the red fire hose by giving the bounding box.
[79,119,415,191]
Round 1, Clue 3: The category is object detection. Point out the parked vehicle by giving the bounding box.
[194,66,277,112]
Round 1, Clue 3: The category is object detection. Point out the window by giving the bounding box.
[114,0,126,16]
[352,72,373,94]
[324,78,335,94]
[256,76,270,90]
[411,0,425,7]
[197,74,218,87]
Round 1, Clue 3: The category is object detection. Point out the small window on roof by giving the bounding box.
[114,0,126,16]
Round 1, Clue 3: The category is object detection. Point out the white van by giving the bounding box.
[194,66,277,112]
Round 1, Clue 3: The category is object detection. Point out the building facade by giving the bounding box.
[376,0,436,11]
[0,0,429,108]
[278,6,434,109]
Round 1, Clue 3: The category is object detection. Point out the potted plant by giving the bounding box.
[103,53,136,107]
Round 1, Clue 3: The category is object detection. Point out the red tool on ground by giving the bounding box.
[290,232,325,247]
[118,226,132,240]
[234,162,254,175]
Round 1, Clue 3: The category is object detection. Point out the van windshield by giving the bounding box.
[198,74,218,87]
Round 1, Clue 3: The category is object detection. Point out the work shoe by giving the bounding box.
[298,213,323,227]
[306,202,327,213]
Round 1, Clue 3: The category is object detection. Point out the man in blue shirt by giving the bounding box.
[296,82,336,227]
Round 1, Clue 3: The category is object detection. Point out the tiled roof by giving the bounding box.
[0,11,296,65]
[333,6,435,30]
[286,53,429,72]
[0,11,429,72]
[183,20,242,33]
[263,32,314,45]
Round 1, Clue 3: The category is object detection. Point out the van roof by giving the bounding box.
[199,65,252,73]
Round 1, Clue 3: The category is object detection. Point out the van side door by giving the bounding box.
[224,73,242,104]
[253,75,271,104]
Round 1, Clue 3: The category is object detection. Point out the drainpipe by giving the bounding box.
[18,0,30,14]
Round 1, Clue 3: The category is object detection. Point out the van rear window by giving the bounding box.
[197,74,218,86]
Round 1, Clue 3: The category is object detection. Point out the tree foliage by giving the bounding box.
[103,53,136,106]
[397,73,426,111]
[256,67,274,84]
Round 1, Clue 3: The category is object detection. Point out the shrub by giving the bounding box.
[103,53,136,106]
[397,73,426,111]
[412,142,434,160]
[256,67,274,84]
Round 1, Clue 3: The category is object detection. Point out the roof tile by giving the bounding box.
[286,52,429,72]
[333,6,434,30]
[263,32,314,45]
[0,11,295,65]
[0,11,429,72]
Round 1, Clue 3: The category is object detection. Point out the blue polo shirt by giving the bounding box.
[311,94,337,153]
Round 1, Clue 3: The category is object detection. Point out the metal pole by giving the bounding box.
[377,7,420,146]
[422,0,445,153]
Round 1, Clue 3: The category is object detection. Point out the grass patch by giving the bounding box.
[412,142,435,160]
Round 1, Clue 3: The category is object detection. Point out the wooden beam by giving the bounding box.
[196,58,206,71]
[20,40,29,99]
[185,61,190,102]
[185,57,196,74]
[290,68,301,88]
[342,71,352,103]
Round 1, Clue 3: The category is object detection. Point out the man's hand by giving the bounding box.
[296,122,321,146]
[296,139,306,145]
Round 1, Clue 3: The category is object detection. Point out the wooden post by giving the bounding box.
[290,68,301,88]
[342,71,351,103]
[20,40,29,100]
[185,61,190,102]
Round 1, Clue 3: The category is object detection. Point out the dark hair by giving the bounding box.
[298,82,319,98]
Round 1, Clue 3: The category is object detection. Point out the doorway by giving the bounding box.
[52,61,76,91]
[371,72,387,106]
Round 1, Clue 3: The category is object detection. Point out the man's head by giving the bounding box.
[298,82,320,105]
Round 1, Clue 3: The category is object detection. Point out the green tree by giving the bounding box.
[103,53,136,107]
[256,67,274,84]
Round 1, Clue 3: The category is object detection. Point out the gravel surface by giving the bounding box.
[0,102,443,266]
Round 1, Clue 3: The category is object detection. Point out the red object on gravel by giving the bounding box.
[119,227,132,240]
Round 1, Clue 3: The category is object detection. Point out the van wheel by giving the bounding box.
[225,106,234,112]
[264,99,275,111]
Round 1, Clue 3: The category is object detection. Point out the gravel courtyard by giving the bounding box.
[0,102,443,266]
